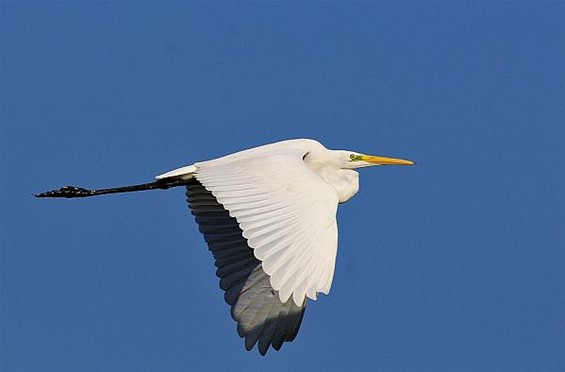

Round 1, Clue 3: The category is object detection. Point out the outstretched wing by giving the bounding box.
[180,142,340,355]
[194,146,340,306]
[187,181,307,355]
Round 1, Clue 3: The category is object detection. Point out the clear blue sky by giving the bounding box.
[1,2,564,371]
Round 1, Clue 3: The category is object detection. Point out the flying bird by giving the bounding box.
[36,138,414,355]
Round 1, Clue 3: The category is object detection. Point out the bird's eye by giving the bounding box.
[350,154,356,160]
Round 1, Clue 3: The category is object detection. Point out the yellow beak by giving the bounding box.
[360,154,415,166]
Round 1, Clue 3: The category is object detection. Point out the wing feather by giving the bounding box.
[187,181,308,355]
[179,140,340,354]
[194,148,339,305]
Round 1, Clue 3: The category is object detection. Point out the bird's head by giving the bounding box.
[340,151,415,169]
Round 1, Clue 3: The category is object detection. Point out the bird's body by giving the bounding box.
[160,139,360,203]
[36,138,414,355]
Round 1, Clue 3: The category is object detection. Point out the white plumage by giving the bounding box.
[38,138,414,355]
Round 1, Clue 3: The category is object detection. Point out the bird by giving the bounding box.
[36,138,414,355]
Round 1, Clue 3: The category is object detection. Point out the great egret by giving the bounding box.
[36,138,414,355]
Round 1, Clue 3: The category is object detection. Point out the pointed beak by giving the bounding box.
[360,154,415,166]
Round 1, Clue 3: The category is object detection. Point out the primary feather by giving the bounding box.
[186,180,307,355]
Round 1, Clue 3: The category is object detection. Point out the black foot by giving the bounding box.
[35,186,94,198]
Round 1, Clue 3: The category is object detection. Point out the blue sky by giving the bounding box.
[1,2,564,371]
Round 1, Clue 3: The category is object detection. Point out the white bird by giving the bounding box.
[37,138,414,355]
